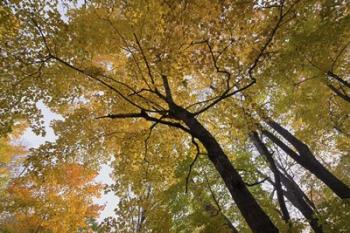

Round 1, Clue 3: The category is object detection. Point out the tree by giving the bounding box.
[250,131,323,233]
[262,120,350,198]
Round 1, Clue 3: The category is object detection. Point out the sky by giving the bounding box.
[19,101,118,222]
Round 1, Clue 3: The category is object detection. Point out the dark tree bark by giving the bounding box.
[327,71,350,89]
[263,170,323,233]
[327,83,350,103]
[279,173,323,233]
[250,131,291,223]
[263,120,350,199]
[324,71,350,103]
[169,105,279,233]
[251,132,323,233]
[278,169,316,209]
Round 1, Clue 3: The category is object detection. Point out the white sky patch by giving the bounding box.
[57,0,85,23]
[19,101,63,148]
[94,163,119,222]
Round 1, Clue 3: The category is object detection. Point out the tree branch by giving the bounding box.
[133,33,156,86]
[97,110,191,134]
[49,54,160,112]
[30,17,52,55]
[193,79,256,116]
[96,112,144,119]
[330,40,350,71]
[327,71,350,89]
[185,137,201,193]
[245,177,269,187]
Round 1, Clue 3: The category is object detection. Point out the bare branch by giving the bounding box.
[189,1,298,116]
[133,33,156,86]
[193,79,256,116]
[49,54,151,111]
[203,170,221,213]
[101,17,154,90]
[330,40,350,71]
[185,137,201,193]
[30,17,52,55]
[327,71,350,89]
[245,177,269,187]
[96,112,144,119]
[97,110,191,134]
[248,0,287,81]
[205,40,232,89]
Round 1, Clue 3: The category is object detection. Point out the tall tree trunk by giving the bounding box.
[136,207,146,232]
[136,185,151,232]
[279,173,323,233]
[263,120,350,199]
[251,129,323,232]
[326,71,350,103]
[251,131,324,232]
[171,106,279,233]
[278,167,316,209]
[261,168,323,233]
[327,71,350,89]
[250,131,291,224]
[327,83,350,103]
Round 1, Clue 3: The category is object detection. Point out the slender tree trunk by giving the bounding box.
[250,131,291,223]
[326,71,350,103]
[327,71,350,89]
[327,83,350,103]
[279,173,323,233]
[136,207,146,232]
[307,157,350,197]
[170,106,279,233]
[263,120,350,199]
[261,167,323,233]
[251,129,323,232]
[136,185,151,232]
[278,167,316,209]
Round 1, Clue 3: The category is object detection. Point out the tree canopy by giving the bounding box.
[1,0,350,232]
